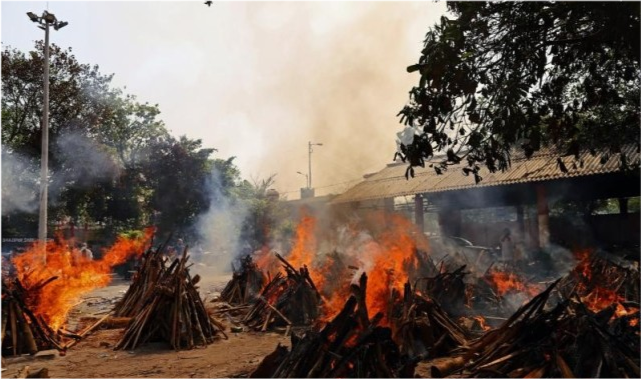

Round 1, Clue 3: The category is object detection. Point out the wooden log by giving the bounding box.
[17,310,38,355]
[62,313,111,350]
[258,297,292,326]
[2,305,8,342]
[10,301,18,356]
[429,356,466,377]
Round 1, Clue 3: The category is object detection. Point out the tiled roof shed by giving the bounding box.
[331,145,640,204]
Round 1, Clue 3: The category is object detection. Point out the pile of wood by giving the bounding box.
[114,249,226,351]
[112,246,163,317]
[451,279,640,378]
[414,265,469,317]
[220,255,266,305]
[558,251,640,303]
[391,281,469,359]
[243,253,320,331]
[250,273,417,378]
[1,278,63,356]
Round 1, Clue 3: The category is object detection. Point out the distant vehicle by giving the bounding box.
[427,234,501,261]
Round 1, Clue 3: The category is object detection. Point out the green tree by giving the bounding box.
[143,136,216,233]
[397,2,640,181]
[1,43,114,155]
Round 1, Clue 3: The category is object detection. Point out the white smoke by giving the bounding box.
[52,131,120,192]
[193,166,249,277]
[1,149,40,215]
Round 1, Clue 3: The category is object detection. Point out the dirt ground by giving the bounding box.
[2,273,439,378]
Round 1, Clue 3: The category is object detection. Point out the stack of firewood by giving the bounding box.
[391,281,469,359]
[112,246,164,317]
[443,279,641,378]
[114,249,226,351]
[243,253,320,331]
[220,255,266,305]
[558,251,640,303]
[251,273,417,378]
[1,278,62,356]
[414,265,469,317]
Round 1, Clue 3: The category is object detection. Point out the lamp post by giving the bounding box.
[296,171,309,189]
[308,141,323,189]
[27,10,68,262]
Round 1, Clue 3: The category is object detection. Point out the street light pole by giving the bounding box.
[308,141,323,189]
[38,19,50,252]
[27,10,68,262]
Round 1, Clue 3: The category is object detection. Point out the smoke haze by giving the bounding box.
[193,166,250,276]
[1,2,448,199]
[1,149,39,216]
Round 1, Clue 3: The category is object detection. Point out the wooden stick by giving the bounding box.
[10,301,18,356]
[2,305,7,342]
[258,297,292,326]
[63,313,111,350]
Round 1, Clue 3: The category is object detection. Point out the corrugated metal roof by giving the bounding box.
[331,145,639,204]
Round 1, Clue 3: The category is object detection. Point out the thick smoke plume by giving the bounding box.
[193,167,249,277]
[210,2,448,197]
[1,149,39,216]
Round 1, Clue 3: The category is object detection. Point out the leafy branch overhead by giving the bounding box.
[396,1,640,181]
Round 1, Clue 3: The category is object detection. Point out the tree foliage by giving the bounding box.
[397,2,640,180]
[1,42,218,238]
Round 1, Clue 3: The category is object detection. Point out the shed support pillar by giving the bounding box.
[414,194,424,233]
[536,184,550,249]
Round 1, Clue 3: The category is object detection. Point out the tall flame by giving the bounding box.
[364,213,420,323]
[11,228,154,330]
[259,211,424,325]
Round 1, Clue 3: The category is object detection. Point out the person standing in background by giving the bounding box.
[500,228,514,262]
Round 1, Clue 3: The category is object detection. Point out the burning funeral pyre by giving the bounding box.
[226,210,639,378]
[390,280,469,359]
[1,230,154,356]
[243,253,321,331]
[2,277,62,356]
[250,273,417,378]
[114,246,227,350]
[431,277,640,378]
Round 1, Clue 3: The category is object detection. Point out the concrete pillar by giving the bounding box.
[414,194,425,233]
[618,198,629,214]
[536,185,550,248]
[516,205,526,246]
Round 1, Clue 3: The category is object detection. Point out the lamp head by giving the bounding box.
[27,12,39,22]
[54,21,68,30]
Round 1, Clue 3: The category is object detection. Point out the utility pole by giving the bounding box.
[308,141,323,189]
[27,10,69,262]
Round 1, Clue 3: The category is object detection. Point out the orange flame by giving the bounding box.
[473,315,491,331]
[486,269,541,297]
[11,228,154,330]
[254,211,426,326]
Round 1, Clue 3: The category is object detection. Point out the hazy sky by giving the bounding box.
[1,1,447,199]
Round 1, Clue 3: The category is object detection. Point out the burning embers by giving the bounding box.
[451,279,640,378]
[559,249,640,326]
